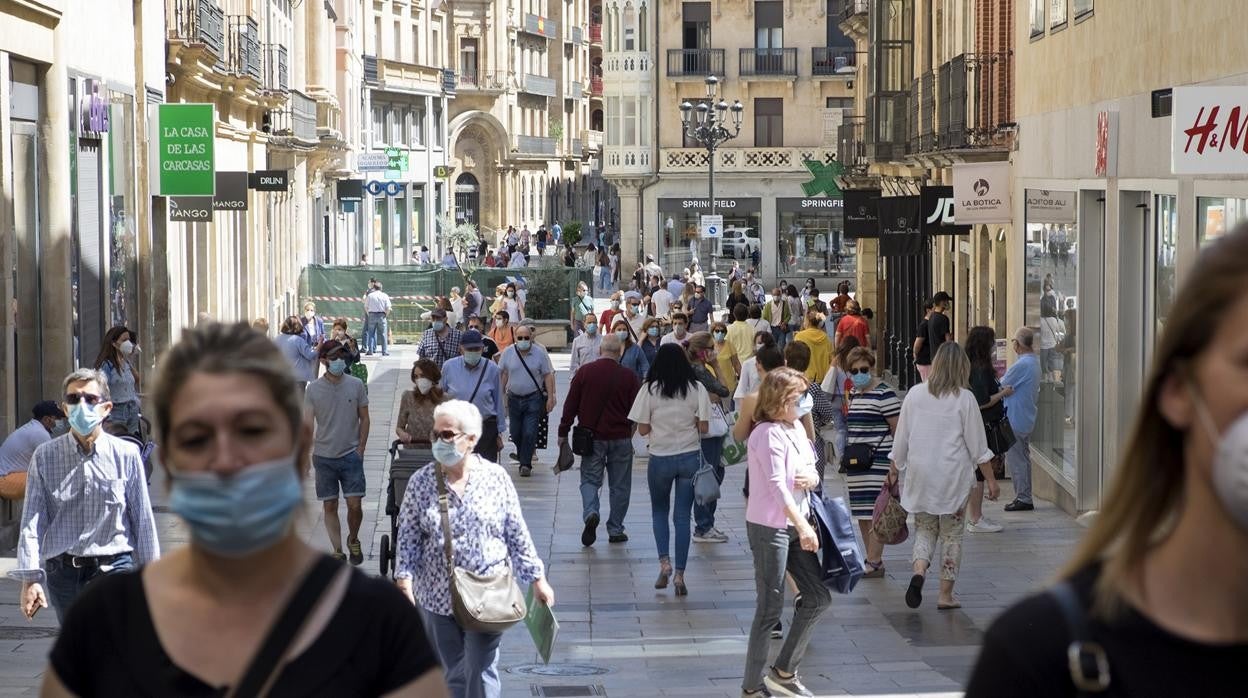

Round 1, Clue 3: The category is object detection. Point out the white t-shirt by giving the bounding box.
[735,358,761,400]
[652,289,674,317]
[628,382,711,456]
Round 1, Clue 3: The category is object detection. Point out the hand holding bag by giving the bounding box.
[870,477,909,545]
[434,461,528,633]
[984,413,1017,457]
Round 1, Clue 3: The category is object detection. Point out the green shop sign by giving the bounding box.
[158,104,215,196]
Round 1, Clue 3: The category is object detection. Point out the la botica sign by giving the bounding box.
[1173,86,1248,174]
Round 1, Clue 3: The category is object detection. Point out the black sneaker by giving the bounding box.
[1004,499,1035,512]
[519,465,532,477]
[608,532,629,543]
[763,668,813,697]
[581,513,600,547]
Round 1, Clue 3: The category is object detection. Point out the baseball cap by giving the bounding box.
[461,330,485,349]
[33,401,64,420]
[931,291,953,304]
[623,291,642,302]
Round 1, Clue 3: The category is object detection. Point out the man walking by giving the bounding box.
[304,341,370,564]
[688,285,714,333]
[559,336,641,546]
[464,280,484,319]
[1001,327,1041,512]
[499,325,556,477]
[569,315,603,375]
[763,287,791,349]
[363,281,393,356]
[927,291,953,357]
[12,370,159,622]
[441,330,505,463]
[417,308,463,369]
[0,401,64,500]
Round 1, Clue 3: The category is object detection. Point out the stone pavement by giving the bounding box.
[0,344,1085,697]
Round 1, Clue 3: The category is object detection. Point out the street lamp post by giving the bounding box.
[679,75,743,309]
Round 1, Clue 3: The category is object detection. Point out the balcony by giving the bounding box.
[841,0,869,22]
[226,15,262,82]
[604,51,652,77]
[739,48,797,78]
[363,54,379,84]
[376,57,448,93]
[813,47,856,77]
[515,135,558,156]
[169,0,225,59]
[837,116,867,172]
[866,92,909,162]
[519,73,557,97]
[666,49,725,78]
[458,70,509,93]
[518,13,556,40]
[265,90,317,145]
[604,146,652,175]
[659,147,838,174]
[590,76,603,96]
[582,129,603,153]
[902,53,1015,156]
[589,23,602,44]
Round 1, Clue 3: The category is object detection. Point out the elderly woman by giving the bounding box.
[843,346,900,579]
[741,368,829,698]
[397,359,448,446]
[276,315,319,393]
[889,342,998,610]
[639,317,664,366]
[41,323,448,696]
[396,400,555,698]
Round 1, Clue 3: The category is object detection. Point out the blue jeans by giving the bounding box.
[647,450,699,571]
[424,611,502,698]
[693,437,725,535]
[771,325,787,350]
[580,438,634,535]
[1006,429,1033,504]
[598,266,612,291]
[507,392,543,468]
[45,552,135,624]
[364,312,389,354]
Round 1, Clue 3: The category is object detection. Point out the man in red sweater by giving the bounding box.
[558,335,642,546]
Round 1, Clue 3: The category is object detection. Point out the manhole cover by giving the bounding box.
[509,664,612,677]
[0,626,58,639]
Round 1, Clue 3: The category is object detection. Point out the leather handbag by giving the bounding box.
[692,455,721,506]
[841,432,886,474]
[871,478,909,545]
[434,462,527,633]
[985,413,1017,457]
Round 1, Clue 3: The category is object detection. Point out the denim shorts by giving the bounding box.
[312,451,366,500]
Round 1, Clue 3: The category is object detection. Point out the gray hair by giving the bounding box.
[433,400,483,439]
[600,334,623,357]
[63,368,111,402]
[1016,326,1036,349]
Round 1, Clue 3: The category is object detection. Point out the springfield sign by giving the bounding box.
[158,104,215,196]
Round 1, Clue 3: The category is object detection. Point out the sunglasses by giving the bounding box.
[65,392,105,406]
[432,430,464,442]
[848,368,872,375]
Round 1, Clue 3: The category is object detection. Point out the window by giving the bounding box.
[1198,197,1248,247]
[374,16,383,55]
[1154,194,1177,341]
[387,106,402,145]
[1029,0,1044,37]
[413,26,422,64]
[754,98,783,147]
[460,39,478,83]
[606,96,620,146]
[403,108,415,145]
[393,20,402,61]
[371,104,385,146]
[623,2,636,50]
[1050,0,1067,29]
[1073,0,1093,18]
[777,200,855,276]
[433,103,443,146]
[826,97,853,112]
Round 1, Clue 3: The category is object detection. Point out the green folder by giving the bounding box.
[524,588,559,664]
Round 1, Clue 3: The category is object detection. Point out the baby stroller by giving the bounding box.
[106,415,158,483]
[378,439,433,578]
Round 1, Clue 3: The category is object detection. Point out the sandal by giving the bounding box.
[862,560,885,578]
[655,558,672,589]
[905,574,925,609]
[937,600,962,610]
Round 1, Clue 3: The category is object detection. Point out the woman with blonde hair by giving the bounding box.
[966,225,1248,696]
[740,367,829,698]
[889,342,997,610]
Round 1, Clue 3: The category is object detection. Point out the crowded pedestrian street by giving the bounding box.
[0,344,1083,697]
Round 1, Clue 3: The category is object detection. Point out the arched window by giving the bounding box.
[638,2,648,51]
[623,2,636,51]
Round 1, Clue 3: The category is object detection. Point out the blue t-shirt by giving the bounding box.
[1002,353,1041,434]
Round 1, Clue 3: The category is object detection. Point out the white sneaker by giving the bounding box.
[693,528,729,543]
[968,517,1004,533]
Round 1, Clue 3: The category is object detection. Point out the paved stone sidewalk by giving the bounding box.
[0,344,1084,697]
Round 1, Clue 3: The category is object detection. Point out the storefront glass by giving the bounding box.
[1154,194,1177,340]
[108,93,138,330]
[1023,211,1078,484]
[1197,196,1248,247]
[657,198,761,278]
[775,198,856,279]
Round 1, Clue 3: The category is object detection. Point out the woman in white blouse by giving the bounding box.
[888,342,999,611]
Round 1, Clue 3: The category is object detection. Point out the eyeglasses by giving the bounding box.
[65,392,104,406]
[848,368,872,375]
[432,430,464,442]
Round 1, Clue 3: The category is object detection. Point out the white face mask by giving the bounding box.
[415,378,434,395]
[119,340,135,356]
[1194,394,1248,532]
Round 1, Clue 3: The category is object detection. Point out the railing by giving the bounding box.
[812,47,856,76]
[169,0,225,58]
[739,48,797,77]
[919,70,937,152]
[583,129,603,152]
[226,15,262,81]
[264,43,289,92]
[316,98,341,137]
[866,92,909,162]
[363,54,379,84]
[837,116,867,171]
[515,135,558,155]
[519,73,557,97]
[291,90,318,141]
[590,76,603,95]
[458,70,509,91]
[589,23,602,43]
[604,51,651,74]
[666,49,725,77]
[841,0,869,22]
[604,146,652,174]
[659,147,838,173]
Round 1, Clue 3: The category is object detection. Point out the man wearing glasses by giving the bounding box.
[498,325,556,477]
[10,369,159,623]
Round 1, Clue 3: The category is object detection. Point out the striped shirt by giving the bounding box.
[11,433,160,584]
[844,383,902,520]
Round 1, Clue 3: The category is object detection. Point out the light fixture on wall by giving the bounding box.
[997,228,1006,242]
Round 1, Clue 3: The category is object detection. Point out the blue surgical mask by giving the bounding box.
[328,358,347,376]
[797,392,814,418]
[432,320,446,331]
[169,456,303,558]
[647,326,660,337]
[432,439,467,466]
[68,402,106,437]
[852,372,872,389]
[713,331,726,341]
[463,351,483,366]
[585,324,598,335]
[516,339,532,351]
[615,330,629,342]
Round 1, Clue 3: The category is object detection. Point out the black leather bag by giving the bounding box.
[985,414,1017,457]
[841,432,886,474]
[570,367,620,457]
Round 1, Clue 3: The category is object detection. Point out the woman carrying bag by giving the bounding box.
[965,327,1013,534]
[687,333,733,544]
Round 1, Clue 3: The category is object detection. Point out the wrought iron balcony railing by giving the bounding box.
[666,49,725,77]
[739,48,797,77]
[812,47,856,76]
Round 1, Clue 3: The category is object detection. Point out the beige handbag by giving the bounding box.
[434,461,528,633]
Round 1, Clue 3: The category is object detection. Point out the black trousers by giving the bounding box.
[475,415,500,464]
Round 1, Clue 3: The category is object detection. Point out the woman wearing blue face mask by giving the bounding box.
[612,318,650,381]
[842,346,900,579]
[42,322,449,698]
[396,400,554,698]
[639,318,664,366]
[276,315,320,395]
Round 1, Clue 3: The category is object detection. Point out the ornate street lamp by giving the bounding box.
[679,75,743,307]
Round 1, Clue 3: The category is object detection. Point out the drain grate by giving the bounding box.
[531,686,606,697]
[509,664,612,677]
[0,626,58,640]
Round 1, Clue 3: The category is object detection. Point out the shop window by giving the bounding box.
[1073,0,1093,19]
[754,98,783,147]
[1029,0,1045,38]
[1197,196,1248,247]
[1023,217,1078,484]
[658,202,762,274]
[1154,194,1177,341]
[372,104,386,146]
[776,200,855,277]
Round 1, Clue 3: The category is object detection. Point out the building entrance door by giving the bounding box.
[455,173,480,227]
[883,238,932,390]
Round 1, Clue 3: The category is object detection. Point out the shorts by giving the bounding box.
[312,452,367,501]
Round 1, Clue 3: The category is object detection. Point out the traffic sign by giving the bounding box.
[700,214,723,238]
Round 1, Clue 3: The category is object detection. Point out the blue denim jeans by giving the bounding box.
[45,552,135,624]
[423,611,503,698]
[1006,430,1033,504]
[647,450,700,571]
[693,437,725,535]
[364,312,388,354]
[105,400,141,437]
[580,438,634,535]
[507,392,543,468]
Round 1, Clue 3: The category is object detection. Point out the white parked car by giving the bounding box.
[720,227,761,259]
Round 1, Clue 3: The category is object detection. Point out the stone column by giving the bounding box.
[40,25,74,395]
[613,177,642,276]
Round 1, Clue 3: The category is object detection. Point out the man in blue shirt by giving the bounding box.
[687,285,714,333]
[440,330,505,464]
[1001,327,1042,511]
[498,326,556,477]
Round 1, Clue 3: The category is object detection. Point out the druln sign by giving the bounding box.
[158,104,215,196]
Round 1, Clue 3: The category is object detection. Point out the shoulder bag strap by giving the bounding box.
[1050,581,1111,696]
[432,462,457,575]
[229,556,341,698]
[467,362,489,403]
[515,349,547,400]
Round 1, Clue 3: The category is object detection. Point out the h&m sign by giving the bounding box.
[1173,86,1248,174]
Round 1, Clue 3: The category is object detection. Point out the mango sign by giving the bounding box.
[158,104,215,196]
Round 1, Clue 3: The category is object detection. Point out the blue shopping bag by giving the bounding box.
[808,492,865,594]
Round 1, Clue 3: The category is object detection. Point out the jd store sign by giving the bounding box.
[920,186,970,236]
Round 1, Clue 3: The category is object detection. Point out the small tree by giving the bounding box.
[438,213,481,289]
[523,267,571,320]
[562,220,583,247]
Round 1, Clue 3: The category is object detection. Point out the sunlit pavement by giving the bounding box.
[0,343,1083,697]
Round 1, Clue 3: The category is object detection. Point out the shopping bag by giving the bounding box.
[554,439,575,474]
[721,410,748,467]
[808,492,865,594]
[870,479,909,545]
[693,458,721,507]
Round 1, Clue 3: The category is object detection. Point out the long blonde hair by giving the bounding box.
[926,342,969,399]
[1062,224,1248,617]
[753,367,809,424]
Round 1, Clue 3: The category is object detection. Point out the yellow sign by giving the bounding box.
[434,165,451,179]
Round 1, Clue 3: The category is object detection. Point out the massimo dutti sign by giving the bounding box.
[877,196,924,257]
[952,162,1012,224]
[844,189,881,239]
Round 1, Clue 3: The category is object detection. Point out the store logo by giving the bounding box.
[973,179,991,196]
[800,159,844,198]
[926,198,956,226]
[896,216,908,228]
[1182,104,1248,156]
